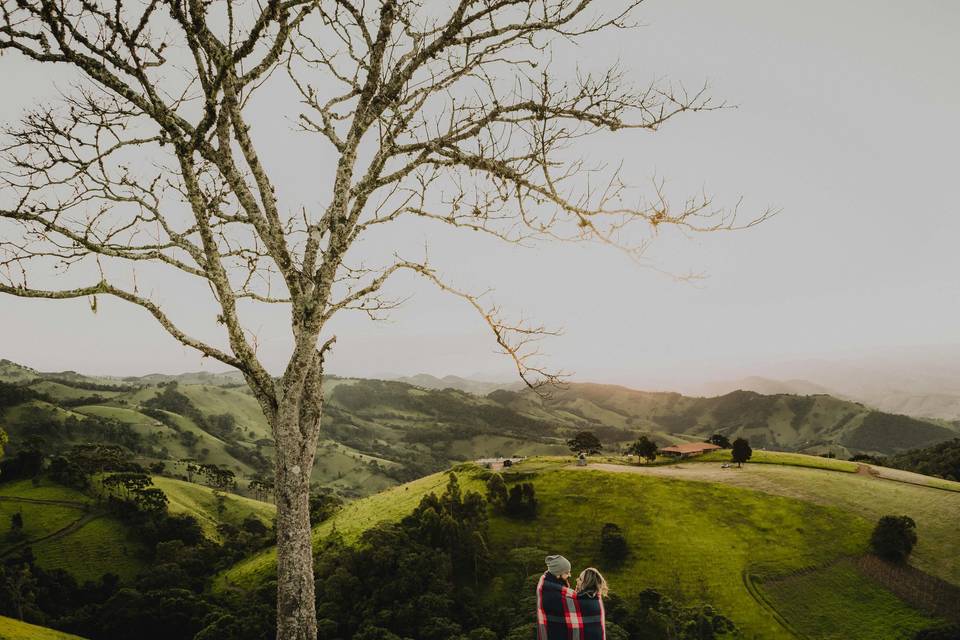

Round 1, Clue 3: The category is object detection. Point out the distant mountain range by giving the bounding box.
[701,371,960,422]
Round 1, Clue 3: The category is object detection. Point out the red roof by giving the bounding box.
[659,442,722,454]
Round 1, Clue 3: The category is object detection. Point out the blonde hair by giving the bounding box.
[576,567,608,598]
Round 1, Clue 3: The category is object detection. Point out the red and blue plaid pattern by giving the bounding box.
[536,572,606,640]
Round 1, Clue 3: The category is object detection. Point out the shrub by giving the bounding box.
[600,522,629,566]
[505,483,537,519]
[870,515,918,562]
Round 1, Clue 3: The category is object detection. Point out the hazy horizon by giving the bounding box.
[3,0,959,391]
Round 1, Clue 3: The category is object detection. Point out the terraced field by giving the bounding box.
[758,559,941,640]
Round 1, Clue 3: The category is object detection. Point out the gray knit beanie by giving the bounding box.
[545,554,571,576]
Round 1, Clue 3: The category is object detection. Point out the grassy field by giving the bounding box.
[579,457,960,585]
[0,479,91,504]
[0,499,81,550]
[487,466,875,639]
[760,559,940,639]
[869,464,960,492]
[30,514,146,582]
[153,476,275,541]
[0,615,86,639]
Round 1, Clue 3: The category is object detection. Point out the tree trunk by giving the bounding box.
[274,417,318,640]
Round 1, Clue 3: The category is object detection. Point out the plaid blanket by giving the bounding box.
[536,572,606,640]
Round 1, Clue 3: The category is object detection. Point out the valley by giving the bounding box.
[1,357,958,639]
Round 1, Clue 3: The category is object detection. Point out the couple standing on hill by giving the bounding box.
[536,554,608,640]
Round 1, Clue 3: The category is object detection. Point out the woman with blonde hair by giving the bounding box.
[575,567,608,639]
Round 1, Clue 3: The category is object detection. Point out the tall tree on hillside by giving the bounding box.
[568,431,603,456]
[0,2,768,636]
[731,437,753,468]
[625,436,658,463]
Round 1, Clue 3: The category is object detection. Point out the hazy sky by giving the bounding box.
[2,0,959,389]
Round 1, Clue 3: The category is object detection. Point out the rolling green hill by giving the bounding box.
[217,452,959,639]
[0,479,146,582]
[0,615,87,640]
[0,473,275,584]
[153,476,275,541]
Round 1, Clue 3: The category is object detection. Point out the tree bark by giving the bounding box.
[273,418,318,640]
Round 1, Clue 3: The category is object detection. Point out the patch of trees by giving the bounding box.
[0,381,39,411]
[849,453,883,464]
[223,442,270,474]
[41,377,139,393]
[308,492,343,526]
[0,546,259,640]
[604,588,739,639]
[870,515,918,562]
[179,462,236,491]
[486,472,537,519]
[7,407,145,455]
[708,433,731,449]
[883,439,960,482]
[310,474,493,640]
[787,396,816,429]
[207,413,239,440]
[48,444,143,490]
[58,394,112,408]
[0,446,45,483]
[844,412,955,453]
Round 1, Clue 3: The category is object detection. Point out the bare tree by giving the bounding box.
[0,1,770,637]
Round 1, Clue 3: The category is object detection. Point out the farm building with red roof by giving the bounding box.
[659,442,723,458]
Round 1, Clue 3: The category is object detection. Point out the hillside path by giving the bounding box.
[0,495,90,509]
[0,512,104,559]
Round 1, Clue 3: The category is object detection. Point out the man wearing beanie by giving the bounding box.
[536,554,582,639]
